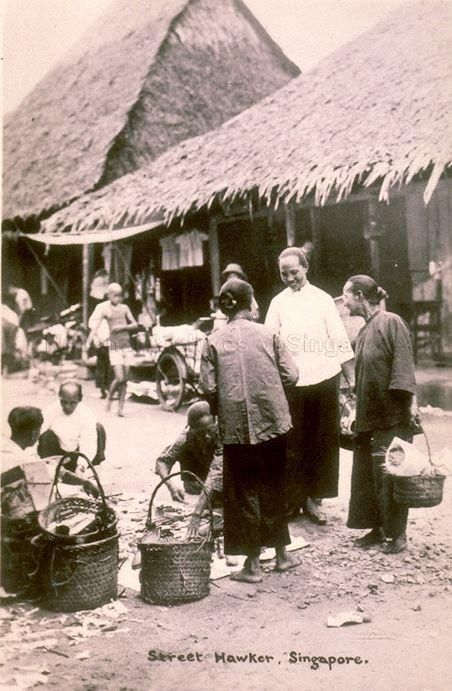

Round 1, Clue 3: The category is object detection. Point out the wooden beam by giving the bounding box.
[284,202,296,246]
[82,244,90,327]
[208,216,221,296]
[309,207,321,280]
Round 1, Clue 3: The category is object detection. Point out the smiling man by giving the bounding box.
[265,247,354,524]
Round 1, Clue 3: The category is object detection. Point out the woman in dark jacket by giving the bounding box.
[200,278,299,582]
[343,275,418,554]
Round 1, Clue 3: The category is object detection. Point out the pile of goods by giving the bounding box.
[384,434,450,508]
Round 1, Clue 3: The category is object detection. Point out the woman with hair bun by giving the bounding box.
[342,274,418,554]
[200,278,299,582]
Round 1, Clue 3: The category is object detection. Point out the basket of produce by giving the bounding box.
[36,532,119,612]
[38,453,117,545]
[139,471,214,605]
[386,431,447,508]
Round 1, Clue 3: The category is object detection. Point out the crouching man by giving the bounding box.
[155,401,222,501]
[1,406,98,596]
[38,380,106,472]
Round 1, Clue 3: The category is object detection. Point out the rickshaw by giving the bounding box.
[130,317,212,411]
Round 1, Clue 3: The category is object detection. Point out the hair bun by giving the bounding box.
[377,287,388,301]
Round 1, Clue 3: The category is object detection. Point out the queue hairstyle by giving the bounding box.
[347,275,388,305]
[278,247,309,268]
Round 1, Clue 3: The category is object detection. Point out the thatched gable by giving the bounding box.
[43,0,452,234]
[3,0,299,221]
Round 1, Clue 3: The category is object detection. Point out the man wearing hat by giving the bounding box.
[155,401,222,500]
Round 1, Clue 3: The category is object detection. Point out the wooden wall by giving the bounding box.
[404,179,452,349]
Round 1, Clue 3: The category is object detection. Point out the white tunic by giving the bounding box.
[42,401,97,462]
[265,282,353,387]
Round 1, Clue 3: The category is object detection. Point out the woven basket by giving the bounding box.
[392,430,446,508]
[38,453,117,545]
[39,533,119,612]
[139,471,214,605]
[0,515,41,594]
[393,474,445,508]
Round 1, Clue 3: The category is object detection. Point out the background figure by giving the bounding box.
[221,263,260,320]
[88,302,111,399]
[201,278,299,583]
[265,247,354,524]
[343,275,418,554]
[89,283,137,417]
[89,269,109,314]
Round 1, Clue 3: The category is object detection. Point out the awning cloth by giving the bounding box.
[20,220,164,246]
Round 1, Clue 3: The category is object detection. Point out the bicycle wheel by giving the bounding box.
[156,350,186,411]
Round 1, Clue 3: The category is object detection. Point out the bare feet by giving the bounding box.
[354,528,385,548]
[105,399,112,413]
[303,497,327,525]
[275,554,301,572]
[230,569,262,583]
[230,556,261,583]
[382,535,407,554]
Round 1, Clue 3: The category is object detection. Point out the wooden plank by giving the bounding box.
[284,202,296,246]
[208,216,221,296]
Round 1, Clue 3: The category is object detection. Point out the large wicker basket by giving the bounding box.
[38,533,119,612]
[392,431,446,508]
[38,453,117,545]
[139,471,214,605]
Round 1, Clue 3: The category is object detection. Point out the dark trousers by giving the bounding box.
[223,435,290,556]
[287,375,340,509]
[347,424,411,539]
[95,346,111,392]
[38,424,106,470]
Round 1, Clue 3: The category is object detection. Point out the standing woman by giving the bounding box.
[265,247,354,524]
[343,275,417,554]
[89,283,137,417]
[200,278,299,582]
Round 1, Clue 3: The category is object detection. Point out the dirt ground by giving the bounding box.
[1,375,451,690]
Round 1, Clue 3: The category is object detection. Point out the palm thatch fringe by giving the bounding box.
[3,0,298,221]
[43,0,452,236]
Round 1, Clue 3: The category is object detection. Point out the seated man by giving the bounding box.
[38,380,106,471]
[155,401,222,501]
[1,406,98,595]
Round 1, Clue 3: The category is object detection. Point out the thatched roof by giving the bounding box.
[3,0,299,221]
[43,0,452,235]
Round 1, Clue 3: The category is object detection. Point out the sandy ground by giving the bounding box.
[1,375,451,691]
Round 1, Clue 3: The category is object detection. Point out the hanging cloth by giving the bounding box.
[175,229,208,268]
[159,236,179,271]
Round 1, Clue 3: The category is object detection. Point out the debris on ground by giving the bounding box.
[327,611,372,627]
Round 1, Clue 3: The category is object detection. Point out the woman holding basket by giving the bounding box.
[342,275,419,554]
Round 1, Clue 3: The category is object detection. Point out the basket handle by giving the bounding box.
[147,471,214,541]
[49,452,108,511]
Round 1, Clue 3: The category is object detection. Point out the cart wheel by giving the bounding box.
[156,351,186,411]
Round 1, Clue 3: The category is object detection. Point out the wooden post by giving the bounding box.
[284,202,296,246]
[309,207,321,280]
[364,197,382,282]
[208,216,221,296]
[82,244,90,328]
